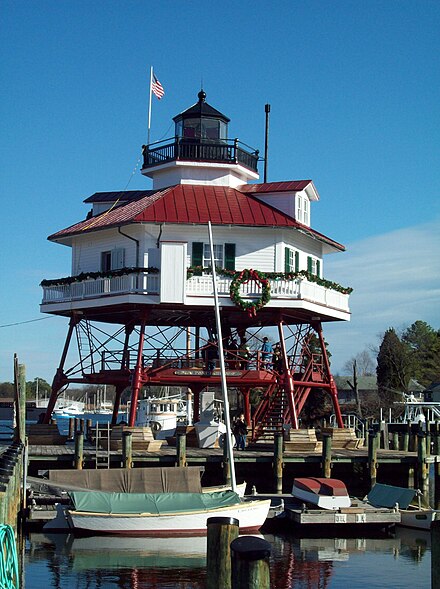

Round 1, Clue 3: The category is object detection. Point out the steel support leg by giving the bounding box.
[43,315,80,423]
[277,321,299,429]
[128,315,147,427]
[315,321,344,428]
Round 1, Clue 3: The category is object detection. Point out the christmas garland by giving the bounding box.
[41,266,159,287]
[230,269,271,316]
[187,266,353,295]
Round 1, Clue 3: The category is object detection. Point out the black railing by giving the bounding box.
[142,137,259,173]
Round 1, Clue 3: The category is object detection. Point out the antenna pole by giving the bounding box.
[264,103,270,183]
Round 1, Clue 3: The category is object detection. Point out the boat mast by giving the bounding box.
[208,221,237,493]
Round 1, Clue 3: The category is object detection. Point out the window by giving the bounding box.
[303,199,309,225]
[203,244,224,268]
[307,256,321,277]
[191,242,235,271]
[101,248,125,272]
[297,196,302,222]
[284,247,299,273]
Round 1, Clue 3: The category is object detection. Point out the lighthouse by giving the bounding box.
[40,91,351,437]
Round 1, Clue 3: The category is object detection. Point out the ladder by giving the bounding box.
[94,422,111,468]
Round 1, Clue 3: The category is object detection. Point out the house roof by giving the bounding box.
[48,184,345,251]
[240,180,312,193]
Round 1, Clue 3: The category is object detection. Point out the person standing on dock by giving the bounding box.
[260,337,273,368]
[233,413,248,450]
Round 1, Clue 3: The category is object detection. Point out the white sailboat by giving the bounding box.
[46,224,270,536]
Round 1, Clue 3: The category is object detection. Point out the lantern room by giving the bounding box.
[174,89,229,141]
[141,91,259,189]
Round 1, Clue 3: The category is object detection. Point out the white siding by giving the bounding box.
[70,221,326,277]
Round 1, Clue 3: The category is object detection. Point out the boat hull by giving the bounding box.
[66,499,271,537]
[399,508,438,530]
[292,478,351,511]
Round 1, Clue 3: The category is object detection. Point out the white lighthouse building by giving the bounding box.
[41,90,350,436]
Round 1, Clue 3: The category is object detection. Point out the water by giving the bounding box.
[24,528,431,588]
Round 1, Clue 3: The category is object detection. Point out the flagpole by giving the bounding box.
[147,66,153,145]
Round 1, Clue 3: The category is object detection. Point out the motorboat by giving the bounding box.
[46,490,270,536]
[292,477,352,510]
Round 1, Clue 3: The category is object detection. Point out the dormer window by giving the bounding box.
[296,194,310,226]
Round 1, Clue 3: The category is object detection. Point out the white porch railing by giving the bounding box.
[41,272,350,313]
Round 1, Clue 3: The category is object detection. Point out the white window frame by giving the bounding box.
[203,243,224,268]
[286,248,298,272]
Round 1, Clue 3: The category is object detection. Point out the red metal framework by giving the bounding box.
[42,309,344,437]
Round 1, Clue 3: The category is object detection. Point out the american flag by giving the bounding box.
[151,74,164,99]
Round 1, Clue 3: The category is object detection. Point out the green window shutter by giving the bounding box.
[295,251,299,272]
[224,243,236,271]
[192,242,203,267]
[284,247,290,273]
[316,260,321,277]
[307,256,312,273]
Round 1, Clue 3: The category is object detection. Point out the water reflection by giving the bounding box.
[25,528,431,589]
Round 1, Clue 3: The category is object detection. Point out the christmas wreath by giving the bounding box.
[230,269,271,316]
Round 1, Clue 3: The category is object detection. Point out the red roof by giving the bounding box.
[240,180,311,193]
[48,183,344,250]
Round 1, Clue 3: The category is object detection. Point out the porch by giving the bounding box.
[40,271,350,317]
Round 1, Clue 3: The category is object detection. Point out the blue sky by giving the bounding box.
[1,0,439,383]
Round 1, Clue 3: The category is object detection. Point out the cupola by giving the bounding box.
[173,90,230,141]
[141,91,259,189]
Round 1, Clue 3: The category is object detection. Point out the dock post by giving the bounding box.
[222,434,231,486]
[86,418,93,441]
[74,417,80,433]
[403,423,410,452]
[79,418,85,434]
[417,434,430,508]
[432,516,440,589]
[68,418,75,439]
[273,433,284,493]
[433,421,440,456]
[392,431,399,451]
[122,431,133,469]
[368,430,378,488]
[322,434,332,478]
[206,516,239,589]
[426,421,431,456]
[176,432,187,467]
[74,431,84,470]
[231,536,271,589]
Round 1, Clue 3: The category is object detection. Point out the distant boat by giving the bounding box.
[47,490,270,536]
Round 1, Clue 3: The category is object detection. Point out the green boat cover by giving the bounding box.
[367,483,416,510]
[69,490,240,515]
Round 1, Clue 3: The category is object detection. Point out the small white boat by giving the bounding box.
[292,477,352,510]
[49,490,270,536]
[367,483,439,530]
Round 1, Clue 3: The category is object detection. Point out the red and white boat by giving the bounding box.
[292,477,352,510]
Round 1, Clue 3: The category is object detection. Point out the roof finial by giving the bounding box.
[198,89,206,103]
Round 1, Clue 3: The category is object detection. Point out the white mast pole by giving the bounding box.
[147,66,153,146]
[208,221,237,493]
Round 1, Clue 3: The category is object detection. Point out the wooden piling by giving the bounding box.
[433,421,440,456]
[223,434,231,486]
[231,536,271,589]
[426,421,431,457]
[273,433,284,493]
[206,516,239,589]
[417,434,430,508]
[86,418,93,441]
[432,516,440,589]
[392,431,399,451]
[402,423,410,452]
[176,432,187,468]
[122,431,133,469]
[74,431,84,470]
[68,418,75,439]
[368,430,378,488]
[321,434,332,478]
[435,458,440,510]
